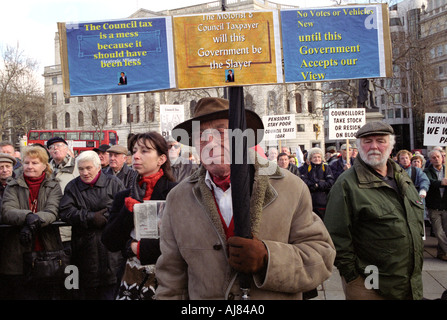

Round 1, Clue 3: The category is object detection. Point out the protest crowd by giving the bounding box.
[0,97,445,300]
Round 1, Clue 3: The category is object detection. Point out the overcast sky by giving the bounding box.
[1,0,340,81]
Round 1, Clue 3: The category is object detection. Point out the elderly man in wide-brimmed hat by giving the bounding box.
[155,97,335,300]
[324,121,424,300]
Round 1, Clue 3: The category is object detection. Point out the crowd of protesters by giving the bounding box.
[0,98,444,300]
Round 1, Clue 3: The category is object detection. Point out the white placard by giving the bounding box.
[424,113,447,146]
[262,114,296,141]
[328,108,366,140]
[160,104,185,139]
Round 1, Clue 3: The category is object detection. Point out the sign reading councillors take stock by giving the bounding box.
[173,11,283,89]
[281,4,392,83]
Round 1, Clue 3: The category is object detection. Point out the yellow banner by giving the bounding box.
[173,11,283,89]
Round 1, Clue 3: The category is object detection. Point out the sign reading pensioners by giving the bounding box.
[424,113,447,146]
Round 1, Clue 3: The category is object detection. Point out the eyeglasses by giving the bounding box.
[48,143,66,150]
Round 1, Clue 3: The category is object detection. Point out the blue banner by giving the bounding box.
[65,17,175,96]
[281,5,388,83]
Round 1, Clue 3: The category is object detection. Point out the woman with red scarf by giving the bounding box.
[102,131,177,300]
[0,146,62,299]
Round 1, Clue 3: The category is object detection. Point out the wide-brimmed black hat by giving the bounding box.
[172,97,264,147]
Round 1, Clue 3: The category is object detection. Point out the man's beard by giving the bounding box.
[358,148,390,169]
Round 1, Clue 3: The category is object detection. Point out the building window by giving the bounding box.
[190,100,197,118]
[443,87,447,98]
[52,77,58,85]
[78,111,84,127]
[92,110,98,126]
[52,113,58,129]
[78,97,83,103]
[91,96,97,101]
[308,101,314,113]
[65,112,71,128]
[295,93,302,113]
[65,97,70,104]
[395,108,401,118]
[136,106,140,123]
[297,124,305,132]
[127,105,132,123]
[387,109,394,118]
[52,93,57,105]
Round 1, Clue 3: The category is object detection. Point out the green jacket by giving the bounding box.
[324,157,424,300]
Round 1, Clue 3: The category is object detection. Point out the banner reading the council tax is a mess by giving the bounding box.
[59,17,175,96]
[173,11,283,89]
[281,4,392,83]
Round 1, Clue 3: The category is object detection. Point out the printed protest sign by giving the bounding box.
[328,108,365,140]
[281,4,392,83]
[173,11,283,89]
[58,17,175,96]
[424,113,447,146]
[262,114,296,140]
[160,104,185,139]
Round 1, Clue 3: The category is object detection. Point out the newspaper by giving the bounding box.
[133,201,166,240]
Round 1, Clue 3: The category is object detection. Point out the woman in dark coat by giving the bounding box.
[59,150,125,300]
[102,131,177,300]
[301,147,334,220]
[0,146,62,299]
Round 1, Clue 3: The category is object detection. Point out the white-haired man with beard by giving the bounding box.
[324,121,424,300]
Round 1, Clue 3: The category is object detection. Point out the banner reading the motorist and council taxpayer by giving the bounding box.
[281,4,392,83]
[173,11,283,89]
[58,17,176,96]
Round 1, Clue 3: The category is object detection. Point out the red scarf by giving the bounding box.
[24,173,46,212]
[139,168,164,200]
[24,172,46,251]
[209,173,234,239]
[125,168,164,212]
[210,173,231,192]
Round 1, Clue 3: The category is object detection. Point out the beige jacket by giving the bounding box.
[155,155,335,300]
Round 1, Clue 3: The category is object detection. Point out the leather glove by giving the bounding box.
[25,213,42,232]
[228,236,268,274]
[92,208,108,227]
[19,225,34,247]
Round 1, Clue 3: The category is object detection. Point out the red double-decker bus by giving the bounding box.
[27,129,119,155]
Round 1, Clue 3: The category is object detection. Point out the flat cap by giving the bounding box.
[327,146,337,152]
[47,136,68,148]
[107,145,128,155]
[0,153,17,165]
[355,121,394,138]
[93,144,111,153]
